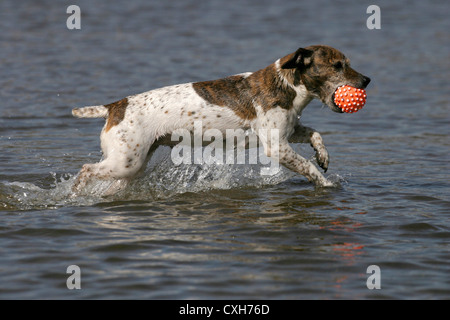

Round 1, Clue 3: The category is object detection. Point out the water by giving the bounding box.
[0,0,449,299]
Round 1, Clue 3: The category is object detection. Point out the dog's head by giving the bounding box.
[281,45,370,113]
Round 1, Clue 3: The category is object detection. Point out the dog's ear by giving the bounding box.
[281,48,314,69]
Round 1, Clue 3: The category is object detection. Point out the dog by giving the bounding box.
[72,45,370,195]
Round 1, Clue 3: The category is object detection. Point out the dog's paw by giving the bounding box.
[315,148,329,172]
[310,173,334,188]
[309,132,329,172]
[321,178,334,187]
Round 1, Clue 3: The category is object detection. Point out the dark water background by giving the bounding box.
[0,0,449,299]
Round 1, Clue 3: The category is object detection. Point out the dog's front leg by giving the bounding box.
[259,131,332,187]
[288,124,329,172]
[279,142,333,187]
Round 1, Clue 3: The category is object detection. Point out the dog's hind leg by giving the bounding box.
[72,132,154,196]
[72,156,146,196]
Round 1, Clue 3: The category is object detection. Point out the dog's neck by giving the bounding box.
[275,59,313,114]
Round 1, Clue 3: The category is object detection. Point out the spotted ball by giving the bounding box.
[334,85,367,113]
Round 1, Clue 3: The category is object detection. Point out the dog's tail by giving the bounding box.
[72,105,108,118]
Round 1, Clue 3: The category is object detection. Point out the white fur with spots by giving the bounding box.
[72,52,336,195]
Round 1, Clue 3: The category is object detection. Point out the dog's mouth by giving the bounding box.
[330,90,344,113]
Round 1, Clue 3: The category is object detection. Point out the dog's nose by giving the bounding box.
[362,76,371,88]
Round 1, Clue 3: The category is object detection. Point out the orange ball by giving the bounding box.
[334,85,367,113]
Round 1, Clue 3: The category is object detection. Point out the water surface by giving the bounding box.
[0,0,449,299]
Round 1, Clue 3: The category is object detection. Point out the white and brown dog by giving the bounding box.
[72,45,370,195]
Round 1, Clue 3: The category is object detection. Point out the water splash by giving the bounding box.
[1,147,304,210]
[119,146,298,199]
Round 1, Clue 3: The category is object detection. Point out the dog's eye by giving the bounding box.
[334,61,343,70]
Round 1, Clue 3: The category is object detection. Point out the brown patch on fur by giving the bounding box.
[105,98,128,132]
[193,75,257,120]
[247,64,297,112]
[193,64,298,118]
